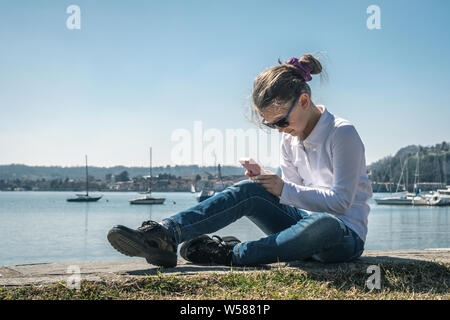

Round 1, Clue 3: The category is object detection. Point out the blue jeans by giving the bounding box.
[162,180,365,265]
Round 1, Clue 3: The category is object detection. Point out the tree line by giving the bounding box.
[368,142,449,190]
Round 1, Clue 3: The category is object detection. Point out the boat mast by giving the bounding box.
[218,163,224,189]
[414,151,420,194]
[85,155,89,196]
[435,150,443,187]
[389,156,392,193]
[149,147,152,194]
[395,158,407,193]
[443,152,447,187]
[405,157,409,192]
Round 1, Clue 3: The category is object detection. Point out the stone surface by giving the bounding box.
[0,248,449,287]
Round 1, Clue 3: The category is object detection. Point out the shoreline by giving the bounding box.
[0,190,195,193]
[1,248,449,287]
[1,248,449,300]
[1,190,445,193]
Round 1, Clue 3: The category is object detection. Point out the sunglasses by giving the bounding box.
[262,95,300,129]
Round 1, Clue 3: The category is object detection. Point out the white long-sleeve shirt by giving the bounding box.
[279,105,372,242]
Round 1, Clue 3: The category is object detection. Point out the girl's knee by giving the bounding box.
[233,179,267,195]
[234,179,257,187]
[291,213,343,246]
[304,213,342,230]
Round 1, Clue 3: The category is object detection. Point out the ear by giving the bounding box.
[299,93,310,110]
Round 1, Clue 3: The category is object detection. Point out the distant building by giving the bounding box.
[113,181,134,191]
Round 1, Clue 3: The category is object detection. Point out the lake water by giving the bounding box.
[0,191,449,266]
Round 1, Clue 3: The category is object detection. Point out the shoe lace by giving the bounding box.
[210,235,234,258]
[209,235,234,264]
[211,235,227,248]
[138,220,176,251]
[138,220,161,232]
[141,220,157,226]
[139,220,158,227]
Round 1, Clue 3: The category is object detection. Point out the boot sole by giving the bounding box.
[180,235,240,263]
[107,227,177,268]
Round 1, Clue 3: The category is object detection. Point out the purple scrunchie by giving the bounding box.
[287,57,312,82]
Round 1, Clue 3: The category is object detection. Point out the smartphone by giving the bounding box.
[239,158,262,176]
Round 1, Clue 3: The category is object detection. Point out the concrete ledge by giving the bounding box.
[1,248,449,287]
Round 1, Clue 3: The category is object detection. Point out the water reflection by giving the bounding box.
[84,203,89,260]
[366,202,450,250]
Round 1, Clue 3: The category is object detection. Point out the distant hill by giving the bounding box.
[0,164,277,181]
[368,142,449,188]
[1,142,448,184]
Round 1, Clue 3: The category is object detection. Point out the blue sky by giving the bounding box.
[1,0,449,167]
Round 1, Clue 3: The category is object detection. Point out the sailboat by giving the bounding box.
[427,186,450,206]
[129,147,165,205]
[425,151,450,206]
[374,152,428,206]
[196,163,226,202]
[191,179,215,202]
[67,155,102,202]
[196,189,215,202]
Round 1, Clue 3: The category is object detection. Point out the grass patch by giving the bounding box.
[1,261,449,300]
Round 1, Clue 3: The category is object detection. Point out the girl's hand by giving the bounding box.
[245,170,258,178]
[251,173,284,197]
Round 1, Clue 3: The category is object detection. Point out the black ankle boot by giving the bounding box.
[180,235,240,266]
[107,220,177,268]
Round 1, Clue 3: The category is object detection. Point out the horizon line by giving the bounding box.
[0,163,250,169]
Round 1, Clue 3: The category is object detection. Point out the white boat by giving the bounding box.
[196,189,215,202]
[129,147,166,205]
[129,194,165,205]
[195,158,223,202]
[374,193,429,206]
[67,194,102,202]
[425,186,450,206]
[375,152,429,206]
[67,155,102,202]
[436,185,450,196]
